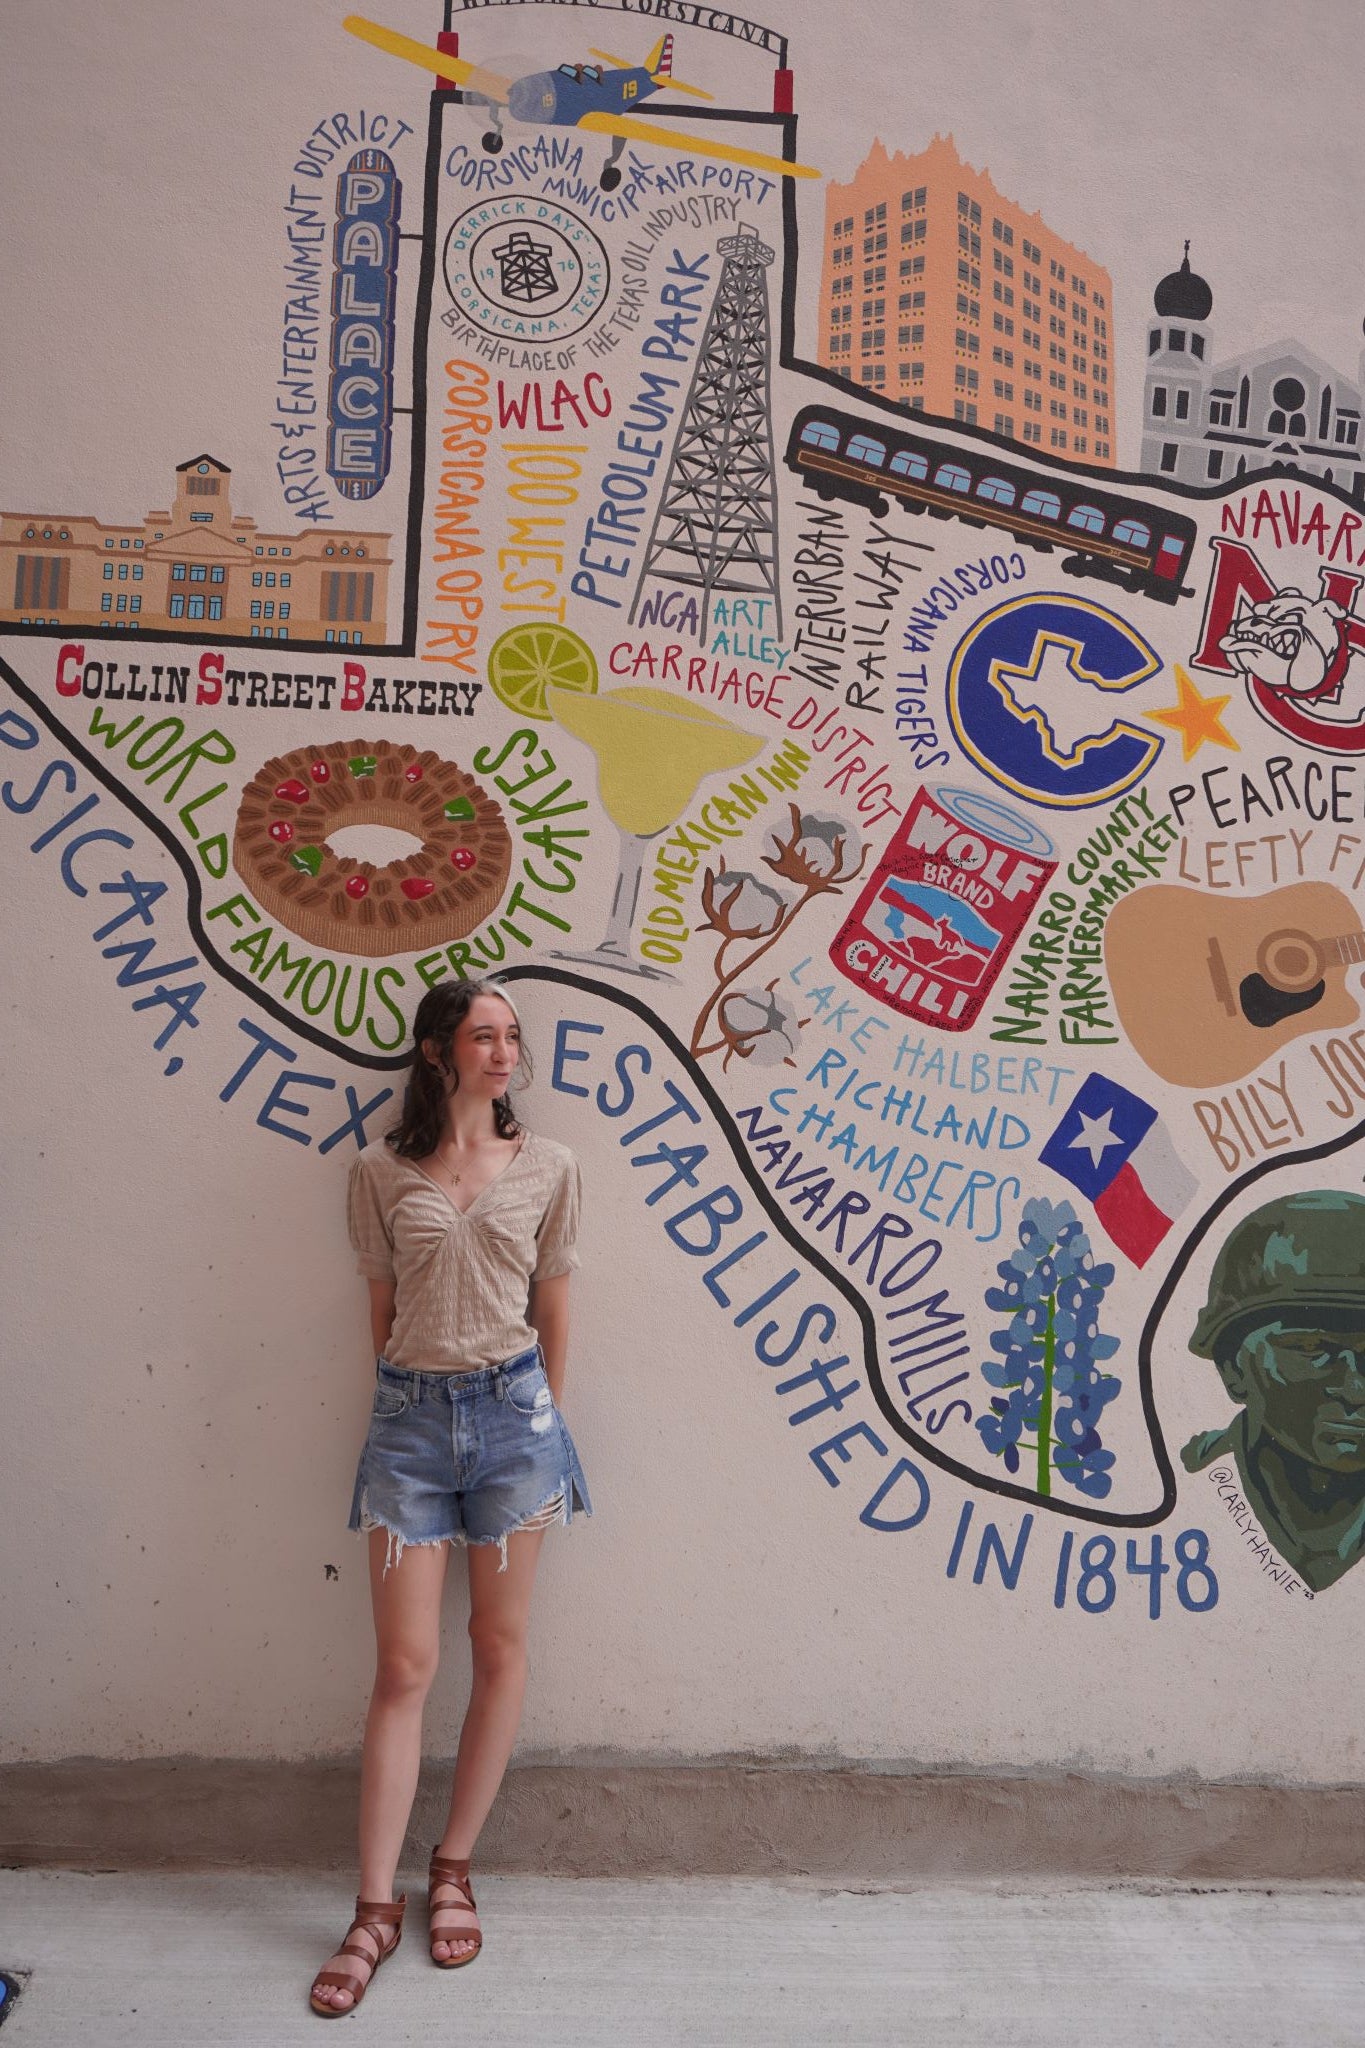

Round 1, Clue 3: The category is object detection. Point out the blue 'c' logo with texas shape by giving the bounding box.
[946,594,1162,809]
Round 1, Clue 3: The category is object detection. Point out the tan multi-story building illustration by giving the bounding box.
[819,135,1117,466]
[1,456,392,644]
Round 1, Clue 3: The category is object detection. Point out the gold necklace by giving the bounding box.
[433,1128,518,1191]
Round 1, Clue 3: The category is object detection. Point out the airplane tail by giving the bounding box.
[646,31,712,98]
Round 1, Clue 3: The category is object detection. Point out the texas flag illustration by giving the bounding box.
[1038,1072,1197,1267]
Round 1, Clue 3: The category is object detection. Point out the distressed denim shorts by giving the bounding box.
[348,1345,592,1574]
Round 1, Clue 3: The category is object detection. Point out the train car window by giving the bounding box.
[1066,504,1106,534]
[1020,488,1061,519]
[976,476,1016,505]
[800,421,841,452]
[1157,535,1185,556]
[889,449,929,478]
[1112,518,1151,547]
[935,463,972,492]
[847,435,888,466]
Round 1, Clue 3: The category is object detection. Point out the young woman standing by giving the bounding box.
[310,978,590,2018]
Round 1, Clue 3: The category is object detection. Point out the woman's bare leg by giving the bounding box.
[310,1530,450,2013]
[429,1526,548,1962]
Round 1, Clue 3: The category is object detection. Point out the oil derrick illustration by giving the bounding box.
[493,230,558,303]
[630,223,783,642]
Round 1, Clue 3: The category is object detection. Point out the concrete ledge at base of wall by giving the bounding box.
[3,1759,1363,1883]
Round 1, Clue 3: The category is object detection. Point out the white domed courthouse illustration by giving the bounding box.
[1140,244,1365,502]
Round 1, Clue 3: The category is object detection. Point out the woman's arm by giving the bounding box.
[368,1278,397,1361]
[527,1272,570,1404]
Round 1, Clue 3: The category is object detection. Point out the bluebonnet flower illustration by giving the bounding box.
[975,1197,1121,1498]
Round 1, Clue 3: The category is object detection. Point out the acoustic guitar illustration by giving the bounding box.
[1103,882,1365,1087]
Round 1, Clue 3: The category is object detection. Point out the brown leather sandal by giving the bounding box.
[428,1848,483,1967]
[309,1893,406,2017]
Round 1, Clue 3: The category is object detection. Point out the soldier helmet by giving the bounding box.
[1191,1190,1365,1360]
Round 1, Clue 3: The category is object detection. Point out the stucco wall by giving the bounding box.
[4,0,1365,1794]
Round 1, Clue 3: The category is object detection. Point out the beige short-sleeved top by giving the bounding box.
[347,1130,582,1373]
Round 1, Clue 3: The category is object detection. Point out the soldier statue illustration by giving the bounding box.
[1182,1190,1365,1592]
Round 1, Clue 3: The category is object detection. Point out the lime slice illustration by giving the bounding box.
[487,624,599,721]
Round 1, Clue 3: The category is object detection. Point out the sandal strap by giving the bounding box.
[354,1893,407,1925]
[312,1967,369,2001]
[334,1900,405,1969]
[430,1879,479,1906]
[339,1936,388,1965]
[311,1895,405,2009]
[428,1852,481,1954]
[430,1904,480,1932]
[429,1858,476,1903]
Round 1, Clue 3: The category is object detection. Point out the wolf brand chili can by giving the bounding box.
[831,784,1056,1030]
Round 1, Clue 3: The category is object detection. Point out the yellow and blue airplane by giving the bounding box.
[344,16,818,188]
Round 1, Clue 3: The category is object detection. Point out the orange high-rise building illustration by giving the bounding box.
[819,136,1116,466]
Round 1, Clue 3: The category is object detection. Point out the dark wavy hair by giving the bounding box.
[386,979,530,1158]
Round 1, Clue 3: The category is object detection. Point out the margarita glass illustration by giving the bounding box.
[547,683,764,979]
[483,623,764,979]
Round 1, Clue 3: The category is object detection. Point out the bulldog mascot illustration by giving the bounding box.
[1220,584,1358,713]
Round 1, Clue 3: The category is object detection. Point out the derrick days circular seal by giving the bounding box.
[442,195,609,341]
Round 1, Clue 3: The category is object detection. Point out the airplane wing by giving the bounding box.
[577,110,819,178]
[654,80,713,101]
[343,15,512,103]
[587,48,714,99]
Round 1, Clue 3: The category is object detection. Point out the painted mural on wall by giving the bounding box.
[7,0,1365,1613]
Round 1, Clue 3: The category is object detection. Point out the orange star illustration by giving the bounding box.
[1148,665,1239,760]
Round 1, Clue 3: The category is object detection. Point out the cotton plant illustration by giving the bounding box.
[975,1198,1121,1499]
[689,805,868,1066]
[715,983,804,1066]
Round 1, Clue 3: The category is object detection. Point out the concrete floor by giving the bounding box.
[1,1870,1361,2046]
